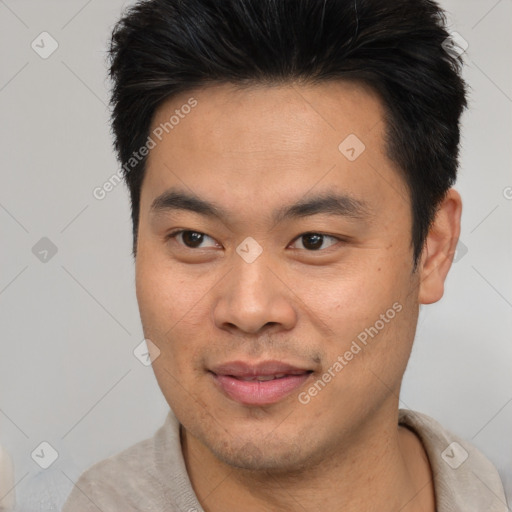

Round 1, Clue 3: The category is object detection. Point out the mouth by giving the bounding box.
[209,360,314,406]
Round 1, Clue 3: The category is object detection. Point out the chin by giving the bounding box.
[207,436,310,474]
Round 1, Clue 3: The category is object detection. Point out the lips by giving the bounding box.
[211,360,311,377]
[233,372,304,382]
[210,360,313,406]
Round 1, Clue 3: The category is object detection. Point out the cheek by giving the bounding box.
[291,254,417,383]
[136,250,203,328]
[136,261,197,359]
[136,262,212,412]
[296,259,405,328]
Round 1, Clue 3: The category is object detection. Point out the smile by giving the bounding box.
[209,360,314,406]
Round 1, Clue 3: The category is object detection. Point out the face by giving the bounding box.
[135,81,425,472]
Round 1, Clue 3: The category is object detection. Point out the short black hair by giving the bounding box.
[108,0,468,264]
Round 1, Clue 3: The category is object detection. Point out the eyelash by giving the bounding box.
[165,229,344,252]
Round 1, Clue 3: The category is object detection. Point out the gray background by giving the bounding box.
[1,0,511,510]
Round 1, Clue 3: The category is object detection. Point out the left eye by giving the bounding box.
[290,233,339,251]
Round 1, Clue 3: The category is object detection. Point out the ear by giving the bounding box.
[418,188,462,305]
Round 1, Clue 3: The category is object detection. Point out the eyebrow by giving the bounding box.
[150,187,371,226]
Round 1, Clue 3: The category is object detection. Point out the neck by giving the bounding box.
[181,407,435,512]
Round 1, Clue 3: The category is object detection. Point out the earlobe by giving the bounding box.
[418,188,462,305]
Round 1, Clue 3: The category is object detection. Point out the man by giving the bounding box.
[62,0,508,510]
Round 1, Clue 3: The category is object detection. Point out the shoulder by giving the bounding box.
[61,411,191,512]
[61,437,158,511]
[399,409,508,512]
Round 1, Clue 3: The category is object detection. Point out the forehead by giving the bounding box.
[142,80,409,219]
[150,80,386,152]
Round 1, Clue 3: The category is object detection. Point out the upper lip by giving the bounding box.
[210,360,312,377]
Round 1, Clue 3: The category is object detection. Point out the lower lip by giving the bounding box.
[211,372,312,406]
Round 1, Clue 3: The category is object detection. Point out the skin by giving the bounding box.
[135,80,462,511]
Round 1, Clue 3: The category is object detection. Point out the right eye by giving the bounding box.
[166,230,220,249]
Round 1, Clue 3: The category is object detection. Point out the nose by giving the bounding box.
[212,250,297,336]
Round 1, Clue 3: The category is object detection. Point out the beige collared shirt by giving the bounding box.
[62,409,508,511]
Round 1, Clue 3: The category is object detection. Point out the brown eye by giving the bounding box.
[291,233,338,251]
[181,231,205,248]
[168,230,218,249]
